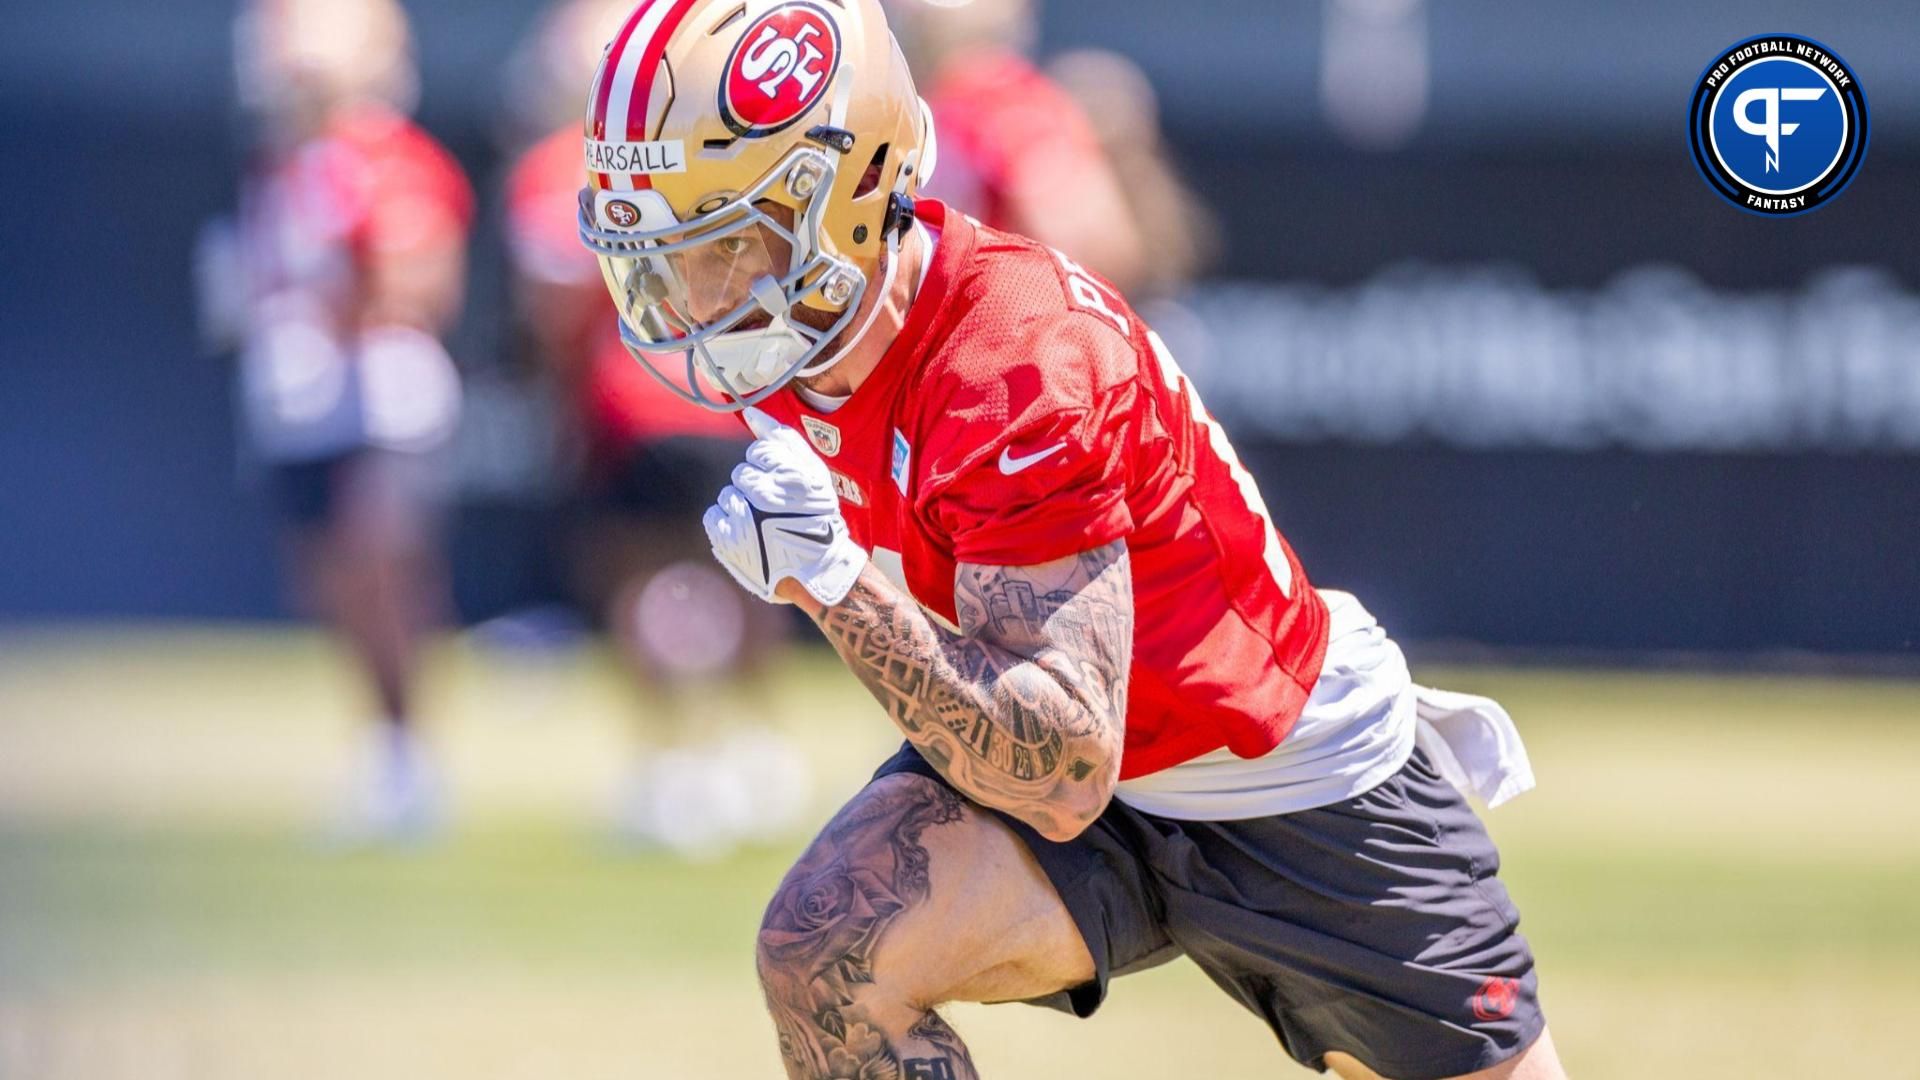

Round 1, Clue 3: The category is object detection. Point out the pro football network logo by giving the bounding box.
[719,3,842,138]
[1688,35,1868,216]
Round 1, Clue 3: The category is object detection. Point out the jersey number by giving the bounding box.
[1147,330,1295,599]
[1054,246,1294,599]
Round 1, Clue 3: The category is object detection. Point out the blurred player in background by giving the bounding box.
[198,0,472,840]
[1044,47,1220,304]
[574,0,1566,1075]
[883,0,1148,294]
[499,0,808,855]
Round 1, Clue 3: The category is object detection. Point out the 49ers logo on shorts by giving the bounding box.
[719,3,841,138]
[1471,976,1520,1022]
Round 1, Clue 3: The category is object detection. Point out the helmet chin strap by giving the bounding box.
[793,231,903,380]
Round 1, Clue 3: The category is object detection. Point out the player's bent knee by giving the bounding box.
[755,775,973,1011]
[756,773,1090,1015]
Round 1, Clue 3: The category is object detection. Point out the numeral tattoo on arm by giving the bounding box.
[813,541,1132,838]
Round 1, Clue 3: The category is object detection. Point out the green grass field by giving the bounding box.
[2,627,1917,1079]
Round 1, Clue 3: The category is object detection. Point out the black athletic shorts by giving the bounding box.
[872,743,1544,1079]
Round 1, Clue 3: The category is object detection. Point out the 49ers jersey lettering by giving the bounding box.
[1145,330,1293,599]
[1054,249,1130,335]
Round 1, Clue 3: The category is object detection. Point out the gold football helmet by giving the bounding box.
[577,0,937,410]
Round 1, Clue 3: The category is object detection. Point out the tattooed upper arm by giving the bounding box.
[938,541,1133,835]
[813,540,1133,841]
[954,541,1133,738]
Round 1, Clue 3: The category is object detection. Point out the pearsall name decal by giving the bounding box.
[584,138,688,176]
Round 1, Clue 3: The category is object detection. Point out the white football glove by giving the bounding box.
[703,408,868,606]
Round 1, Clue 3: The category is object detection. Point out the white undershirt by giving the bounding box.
[793,382,850,412]
[1114,589,1537,820]
[1114,590,1420,821]
[794,221,939,415]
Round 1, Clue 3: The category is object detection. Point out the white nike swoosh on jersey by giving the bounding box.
[998,442,1068,475]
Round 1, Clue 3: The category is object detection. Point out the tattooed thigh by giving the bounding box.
[756,775,1093,1076]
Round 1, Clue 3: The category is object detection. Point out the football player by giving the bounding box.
[215,0,471,838]
[576,1,1568,1076]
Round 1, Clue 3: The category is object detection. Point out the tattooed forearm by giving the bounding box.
[812,541,1132,841]
[758,781,979,1080]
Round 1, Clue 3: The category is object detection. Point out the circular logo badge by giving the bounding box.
[1689,35,1868,216]
[719,3,842,138]
[603,199,642,228]
[1471,977,1520,1022]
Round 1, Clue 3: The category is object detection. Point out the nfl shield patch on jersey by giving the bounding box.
[891,428,912,495]
[802,415,842,456]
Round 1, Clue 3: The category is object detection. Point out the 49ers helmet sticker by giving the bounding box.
[719,3,843,138]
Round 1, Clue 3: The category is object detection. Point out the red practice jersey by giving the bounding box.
[755,203,1330,779]
[243,105,473,317]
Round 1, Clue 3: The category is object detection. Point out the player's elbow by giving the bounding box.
[1032,805,1102,844]
[1033,740,1120,843]
[1032,788,1109,843]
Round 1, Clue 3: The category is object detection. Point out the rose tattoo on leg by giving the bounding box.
[757,779,980,1080]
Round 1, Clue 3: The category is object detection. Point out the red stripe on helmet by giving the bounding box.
[592,3,652,140]
[621,0,702,191]
[589,2,654,188]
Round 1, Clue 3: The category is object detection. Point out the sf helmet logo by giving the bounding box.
[603,199,642,228]
[1689,34,1868,216]
[721,4,842,137]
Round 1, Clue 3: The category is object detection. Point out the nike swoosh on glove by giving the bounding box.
[702,408,869,606]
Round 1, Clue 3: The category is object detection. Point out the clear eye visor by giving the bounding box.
[577,148,865,412]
